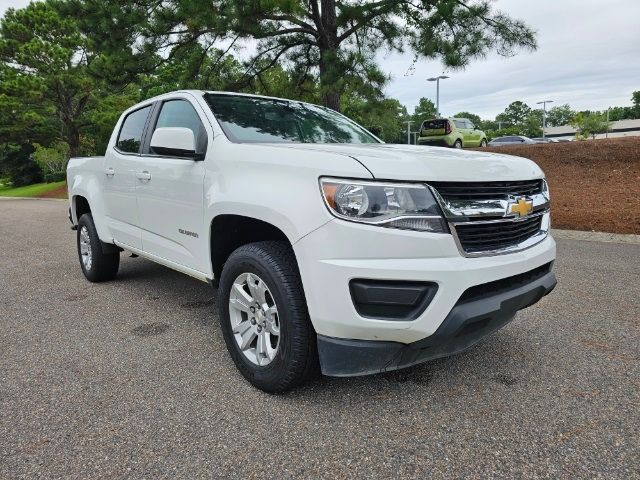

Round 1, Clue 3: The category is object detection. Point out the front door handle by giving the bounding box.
[136,171,151,181]
[105,167,115,177]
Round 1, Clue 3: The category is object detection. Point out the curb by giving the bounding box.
[0,196,67,201]
[552,229,640,245]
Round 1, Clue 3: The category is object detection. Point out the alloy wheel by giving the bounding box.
[79,226,92,271]
[228,272,280,366]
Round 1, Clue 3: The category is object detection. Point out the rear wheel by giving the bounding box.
[218,241,318,393]
[453,139,463,149]
[77,213,120,282]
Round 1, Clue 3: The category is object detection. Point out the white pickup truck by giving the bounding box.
[67,90,556,392]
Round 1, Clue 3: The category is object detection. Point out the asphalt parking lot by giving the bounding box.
[1,199,638,479]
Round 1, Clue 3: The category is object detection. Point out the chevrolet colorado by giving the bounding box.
[67,90,557,392]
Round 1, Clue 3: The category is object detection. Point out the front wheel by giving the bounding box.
[480,138,487,147]
[453,139,463,149]
[218,241,318,392]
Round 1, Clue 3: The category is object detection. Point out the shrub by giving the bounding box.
[32,141,69,182]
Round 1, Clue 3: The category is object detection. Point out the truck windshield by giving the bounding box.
[204,93,379,144]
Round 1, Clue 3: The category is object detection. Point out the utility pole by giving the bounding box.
[427,75,449,117]
[403,121,414,145]
[536,100,554,140]
[606,107,610,139]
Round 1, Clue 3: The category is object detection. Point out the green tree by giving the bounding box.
[343,94,405,143]
[0,143,42,187]
[0,1,96,156]
[496,101,532,127]
[546,104,575,127]
[631,90,640,118]
[70,0,536,111]
[454,111,482,126]
[572,112,610,139]
[32,141,69,182]
[411,97,437,127]
[522,113,542,138]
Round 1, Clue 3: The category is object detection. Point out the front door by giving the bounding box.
[468,120,482,146]
[135,98,208,272]
[102,104,153,250]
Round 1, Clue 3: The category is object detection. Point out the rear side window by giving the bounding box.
[116,106,151,153]
[153,100,207,154]
[453,120,466,129]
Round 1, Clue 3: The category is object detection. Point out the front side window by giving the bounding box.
[152,100,207,154]
[204,94,379,144]
[466,121,475,129]
[117,106,151,153]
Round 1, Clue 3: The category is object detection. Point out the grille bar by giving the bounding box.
[430,180,543,200]
[453,216,543,253]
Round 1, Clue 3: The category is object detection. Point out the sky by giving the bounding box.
[2,0,639,119]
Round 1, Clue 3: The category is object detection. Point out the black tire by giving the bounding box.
[218,241,318,393]
[480,138,487,147]
[453,139,463,149]
[77,213,120,282]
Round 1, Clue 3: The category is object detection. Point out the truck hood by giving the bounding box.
[270,143,544,181]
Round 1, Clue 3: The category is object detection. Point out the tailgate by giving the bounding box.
[420,119,448,137]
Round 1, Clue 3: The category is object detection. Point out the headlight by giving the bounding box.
[320,178,447,232]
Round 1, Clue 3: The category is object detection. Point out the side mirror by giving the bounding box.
[150,127,202,160]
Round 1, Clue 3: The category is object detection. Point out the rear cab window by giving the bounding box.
[116,106,152,153]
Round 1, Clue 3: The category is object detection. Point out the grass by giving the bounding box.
[0,181,67,198]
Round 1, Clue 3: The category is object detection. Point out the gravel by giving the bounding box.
[1,199,638,479]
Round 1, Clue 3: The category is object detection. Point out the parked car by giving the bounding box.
[417,117,488,148]
[532,137,559,143]
[488,135,537,146]
[66,91,556,392]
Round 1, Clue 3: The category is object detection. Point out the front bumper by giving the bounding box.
[317,263,556,376]
[293,218,556,344]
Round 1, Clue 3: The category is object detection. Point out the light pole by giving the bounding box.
[403,120,414,145]
[536,100,554,140]
[427,75,449,117]
[606,107,610,139]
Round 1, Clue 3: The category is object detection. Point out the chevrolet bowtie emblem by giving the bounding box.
[509,198,534,217]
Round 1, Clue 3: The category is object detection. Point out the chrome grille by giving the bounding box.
[452,215,544,254]
[429,180,543,201]
[429,180,550,256]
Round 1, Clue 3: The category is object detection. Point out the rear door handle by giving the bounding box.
[105,167,115,177]
[136,171,151,181]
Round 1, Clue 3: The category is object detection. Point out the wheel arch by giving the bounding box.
[209,214,297,285]
[72,195,91,223]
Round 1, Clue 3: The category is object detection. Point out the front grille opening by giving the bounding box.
[430,180,543,201]
[459,262,553,304]
[454,215,543,253]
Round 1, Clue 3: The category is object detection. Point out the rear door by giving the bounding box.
[102,104,153,249]
[135,95,209,272]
